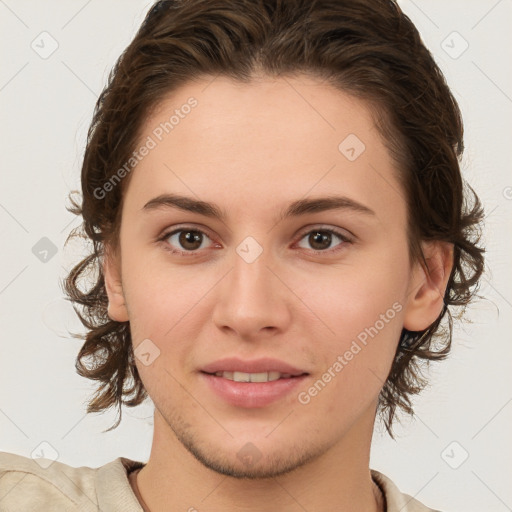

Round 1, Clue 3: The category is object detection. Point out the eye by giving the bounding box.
[295,227,352,254]
[158,226,215,256]
[157,225,352,257]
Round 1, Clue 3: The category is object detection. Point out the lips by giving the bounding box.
[200,357,308,377]
[212,371,292,382]
[199,357,310,407]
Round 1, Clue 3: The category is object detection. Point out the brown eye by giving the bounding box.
[177,230,204,250]
[160,227,214,255]
[308,231,333,251]
[296,228,351,253]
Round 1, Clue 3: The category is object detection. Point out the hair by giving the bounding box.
[63,0,485,435]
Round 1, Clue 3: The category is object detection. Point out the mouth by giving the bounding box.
[199,357,310,407]
[199,361,310,408]
[201,370,308,383]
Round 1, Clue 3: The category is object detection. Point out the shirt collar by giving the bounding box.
[97,458,430,512]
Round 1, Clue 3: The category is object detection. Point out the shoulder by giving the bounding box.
[0,451,144,512]
[0,450,99,511]
[371,470,443,512]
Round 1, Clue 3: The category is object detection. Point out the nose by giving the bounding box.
[211,246,292,341]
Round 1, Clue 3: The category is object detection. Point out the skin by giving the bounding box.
[104,74,453,512]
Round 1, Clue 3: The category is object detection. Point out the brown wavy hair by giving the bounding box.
[63,0,485,435]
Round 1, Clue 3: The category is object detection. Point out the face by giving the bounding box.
[104,74,448,478]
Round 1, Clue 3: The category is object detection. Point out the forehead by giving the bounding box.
[124,74,406,225]
[143,74,379,148]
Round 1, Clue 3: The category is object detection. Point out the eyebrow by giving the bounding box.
[141,193,376,222]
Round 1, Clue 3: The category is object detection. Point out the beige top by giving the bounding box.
[0,451,440,511]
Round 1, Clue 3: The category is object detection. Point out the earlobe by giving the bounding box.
[403,241,454,332]
[103,245,130,323]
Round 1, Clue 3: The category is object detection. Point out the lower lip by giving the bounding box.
[199,372,308,408]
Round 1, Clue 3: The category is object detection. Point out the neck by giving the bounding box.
[132,404,383,512]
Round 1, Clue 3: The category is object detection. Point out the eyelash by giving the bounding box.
[156,225,353,257]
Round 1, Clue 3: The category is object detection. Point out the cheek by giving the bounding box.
[301,254,407,344]
[122,262,216,389]
[120,249,200,338]
[293,257,407,411]
[296,304,402,424]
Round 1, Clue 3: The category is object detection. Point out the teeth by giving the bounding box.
[246,372,268,383]
[214,371,289,382]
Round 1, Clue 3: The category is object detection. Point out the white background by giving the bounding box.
[0,1,511,510]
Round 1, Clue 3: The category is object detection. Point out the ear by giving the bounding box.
[103,243,129,322]
[403,241,454,332]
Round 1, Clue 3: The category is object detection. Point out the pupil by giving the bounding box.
[310,231,330,250]
[180,231,201,250]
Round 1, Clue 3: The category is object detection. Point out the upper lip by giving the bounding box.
[201,357,308,376]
